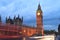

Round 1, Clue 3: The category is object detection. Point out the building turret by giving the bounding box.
[13,15,23,26]
[13,15,16,25]
[14,15,16,20]
[18,14,19,18]
[0,15,2,23]
[21,17,23,25]
[6,17,7,23]
[6,16,13,24]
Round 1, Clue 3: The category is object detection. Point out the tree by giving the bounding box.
[44,30,56,35]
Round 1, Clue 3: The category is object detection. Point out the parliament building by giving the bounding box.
[0,4,44,37]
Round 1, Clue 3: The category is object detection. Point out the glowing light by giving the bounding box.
[19,32,22,34]
[29,35,55,40]
[24,30,26,32]
[37,13,40,15]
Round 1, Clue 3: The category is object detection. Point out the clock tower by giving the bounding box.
[36,4,44,35]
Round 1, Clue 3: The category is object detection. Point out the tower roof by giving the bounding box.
[37,4,41,10]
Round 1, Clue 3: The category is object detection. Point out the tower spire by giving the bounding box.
[6,16,7,23]
[18,14,19,18]
[22,16,23,22]
[37,3,41,10]
[14,15,16,20]
[9,16,11,19]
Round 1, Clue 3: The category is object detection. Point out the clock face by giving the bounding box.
[37,13,40,15]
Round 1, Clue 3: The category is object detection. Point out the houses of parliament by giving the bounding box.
[0,4,44,37]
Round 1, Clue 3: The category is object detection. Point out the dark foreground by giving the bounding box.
[0,37,36,40]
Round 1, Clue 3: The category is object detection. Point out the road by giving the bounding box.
[0,37,36,40]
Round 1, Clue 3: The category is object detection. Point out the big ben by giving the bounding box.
[36,4,44,35]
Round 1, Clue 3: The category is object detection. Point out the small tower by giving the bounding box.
[18,14,19,18]
[6,17,7,23]
[36,4,44,35]
[14,15,16,20]
[6,16,13,24]
[13,15,16,25]
[21,17,23,25]
[0,15,2,23]
[14,15,23,26]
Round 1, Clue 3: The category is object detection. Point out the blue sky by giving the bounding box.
[0,0,60,31]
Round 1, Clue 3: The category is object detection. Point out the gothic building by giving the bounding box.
[6,15,23,26]
[0,4,44,36]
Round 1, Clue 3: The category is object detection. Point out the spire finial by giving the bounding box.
[9,16,10,19]
[22,16,23,22]
[6,16,7,20]
[18,14,19,18]
[14,15,16,20]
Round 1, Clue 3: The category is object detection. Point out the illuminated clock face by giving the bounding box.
[37,13,40,15]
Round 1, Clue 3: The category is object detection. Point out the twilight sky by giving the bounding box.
[0,0,60,31]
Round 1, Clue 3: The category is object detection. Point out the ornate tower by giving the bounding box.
[36,4,44,35]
